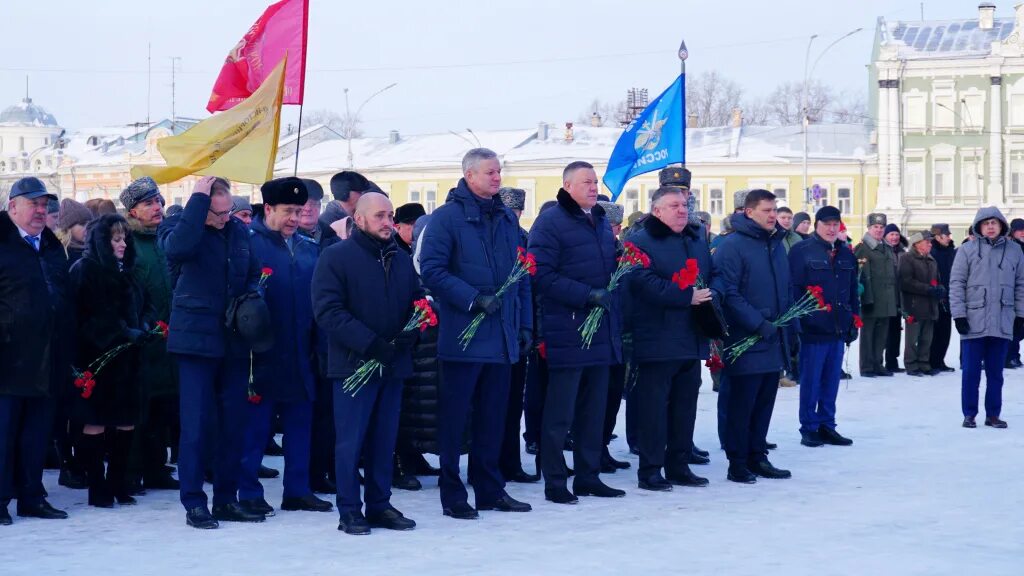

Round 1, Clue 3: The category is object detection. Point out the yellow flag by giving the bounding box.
[131,56,287,185]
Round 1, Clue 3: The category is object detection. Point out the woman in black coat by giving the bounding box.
[70,214,152,507]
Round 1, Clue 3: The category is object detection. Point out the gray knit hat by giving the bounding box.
[231,195,253,214]
[733,189,750,212]
[720,214,734,234]
[58,198,93,231]
[498,187,526,211]
[120,177,162,211]
[597,201,624,225]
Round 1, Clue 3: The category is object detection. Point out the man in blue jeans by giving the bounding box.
[159,176,262,529]
[787,206,859,447]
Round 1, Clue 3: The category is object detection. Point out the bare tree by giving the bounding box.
[685,71,743,128]
[302,108,363,138]
[828,89,868,124]
[741,98,772,126]
[758,81,865,125]
[577,99,624,127]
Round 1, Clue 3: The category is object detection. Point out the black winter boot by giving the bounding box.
[109,430,137,505]
[80,433,114,508]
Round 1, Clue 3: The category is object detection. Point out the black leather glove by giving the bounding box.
[366,338,397,365]
[124,328,147,344]
[927,286,945,298]
[845,327,859,345]
[756,322,777,341]
[586,288,612,311]
[954,318,970,336]
[518,329,533,356]
[1014,317,1024,339]
[471,294,501,315]
[393,330,418,350]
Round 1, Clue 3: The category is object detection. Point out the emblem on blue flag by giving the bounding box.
[603,75,685,201]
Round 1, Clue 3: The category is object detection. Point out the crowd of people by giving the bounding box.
[1,150,1023,533]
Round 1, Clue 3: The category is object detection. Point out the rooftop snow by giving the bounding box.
[881,17,1015,59]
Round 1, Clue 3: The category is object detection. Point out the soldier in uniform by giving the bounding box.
[854,213,897,378]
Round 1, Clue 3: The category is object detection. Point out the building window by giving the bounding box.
[905,95,926,131]
[34,159,42,172]
[961,94,984,131]
[18,137,25,151]
[1012,95,1024,127]
[0,161,5,172]
[623,188,639,216]
[962,156,983,197]
[837,187,851,214]
[709,188,723,215]
[408,182,437,213]
[933,92,955,129]
[905,159,925,197]
[425,189,437,213]
[933,158,953,197]
[1010,151,1024,195]
[517,179,536,218]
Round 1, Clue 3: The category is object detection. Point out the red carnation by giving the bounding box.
[261,267,273,277]
[853,314,864,329]
[906,315,915,325]
[930,279,938,287]
[537,341,547,360]
[155,321,170,339]
[248,393,262,405]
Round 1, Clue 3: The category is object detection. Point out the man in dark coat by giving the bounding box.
[419,148,533,519]
[854,214,897,377]
[313,192,421,535]
[239,178,332,517]
[120,177,180,492]
[394,202,426,255]
[528,162,625,504]
[158,176,262,529]
[628,186,714,491]
[1008,218,1024,369]
[899,231,942,376]
[929,223,957,372]
[320,171,383,229]
[711,189,792,484]
[788,206,859,448]
[0,177,71,525]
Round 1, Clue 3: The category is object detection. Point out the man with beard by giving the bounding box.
[120,177,179,492]
[313,192,421,535]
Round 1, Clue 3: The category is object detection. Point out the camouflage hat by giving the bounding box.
[658,166,691,189]
[626,211,646,228]
[597,201,624,225]
[867,212,887,227]
[120,176,162,211]
[732,189,750,212]
[497,187,526,211]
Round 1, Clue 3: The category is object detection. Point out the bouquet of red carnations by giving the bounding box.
[458,247,536,351]
[343,298,438,396]
[723,286,829,363]
[73,321,169,399]
[579,241,650,348]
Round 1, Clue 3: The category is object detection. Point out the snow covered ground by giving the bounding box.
[2,337,1022,576]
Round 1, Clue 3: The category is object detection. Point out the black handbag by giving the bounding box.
[225,291,275,353]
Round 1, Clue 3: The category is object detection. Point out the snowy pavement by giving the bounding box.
[2,341,1022,575]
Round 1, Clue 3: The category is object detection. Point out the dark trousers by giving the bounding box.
[51,395,78,474]
[500,357,528,476]
[724,372,779,464]
[309,373,335,485]
[636,360,700,480]
[333,376,402,515]
[129,394,178,482]
[523,355,547,447]
[541,365,608,490]
[961,337,1010,419]
[438,361,510,509]
[240,399,313,501]
[604,364,626,446]
[859,316,889,373]
[175,354,249,510]
[905,320,934,372]
[0,396,53,507]
[798,340,845,433]
[930,308,953,369]
[885,315,903,370]
[716,372,730,449]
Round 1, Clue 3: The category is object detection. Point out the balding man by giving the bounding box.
[313,192,422,535]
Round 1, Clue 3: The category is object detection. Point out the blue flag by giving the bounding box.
[603,75,685,201]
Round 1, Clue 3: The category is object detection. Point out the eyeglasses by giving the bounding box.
[209,208,231,218]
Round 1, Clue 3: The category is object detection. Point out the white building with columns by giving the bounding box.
[871,2,1024,237]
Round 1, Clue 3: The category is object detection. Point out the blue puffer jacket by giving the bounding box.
[158,192,258,359]
[249,216,318,402]
[312,228,423,380]
[628,215,713,363]
[787,233,859,344]
[711,214,792,376]
[528,189,621,368]
[419,180,532,363]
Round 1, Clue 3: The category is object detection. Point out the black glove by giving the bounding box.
[954,318,971,336]
[366,338,397,365]
[756,322,777,341]
[471,294,501,315]
[124,328,147,344]
[845,327,859,346]
[927,286,946,298]
[393,330,418,350]
[518,329,533,356]
[1014,317,1024,339]
[586,288,612,311]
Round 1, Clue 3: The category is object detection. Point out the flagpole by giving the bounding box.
[294,0,310,178]
[678,38,688,167]
[293,103,304,176]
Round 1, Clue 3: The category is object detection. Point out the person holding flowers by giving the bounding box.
[527,161,626,504]
[312,192,423,535]
[628,185,715,492]
[854,214,898,377]
[69,214,154,508]
[787,206,860,448]
[899,230,943,377]
[418,148,533,519]
[711,189,793,484]
[239,178,332,518]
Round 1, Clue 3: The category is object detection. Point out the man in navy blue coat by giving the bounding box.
[419,148,533,519]
[788,206,859,448]
[159,176,263,529]
[711,189,793,484]
[313,192,421,535]
[528,161,625,504]
[239,177,332,517]
[629,186,714,492]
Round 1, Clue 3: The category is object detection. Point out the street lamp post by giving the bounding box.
[802,28,862,211]
[345,83,398,168]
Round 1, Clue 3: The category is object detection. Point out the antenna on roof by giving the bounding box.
[25,76,29,101]
[920,2,924,21]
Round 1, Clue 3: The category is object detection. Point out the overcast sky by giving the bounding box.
[1,0,998,135]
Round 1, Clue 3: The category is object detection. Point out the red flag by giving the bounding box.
[206,0,308,113]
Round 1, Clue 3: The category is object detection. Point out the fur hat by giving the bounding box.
[597,201,624,225]
[498,187,526,211]
[260,177,308,207]
[120,177,162,211]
